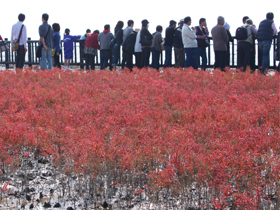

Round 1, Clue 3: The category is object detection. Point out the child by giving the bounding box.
[63,28,81,69]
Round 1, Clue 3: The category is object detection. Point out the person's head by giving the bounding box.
[116,21,124,29]
[142,19,149,28]
[184,16,191,25]
[266,12,274,21]
[18,13,25,22]
[156,25,163,33]
[104,24,110,30]
[217,16,225,25]
[223,22,230,31]
[42,13,49,22]
[170,20,177,28]
[246,19,253,25]
[52,23,60,32]
[199,18,206,27]
[128,20,134,27]
[243,16,249,24]
[93,30,100,34]
[65,28,70,35]
[86,29,91,34]
[178,20,184,28]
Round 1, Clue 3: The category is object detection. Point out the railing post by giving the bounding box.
[27,37,32,67]
[5,38,9,69]
[232,39,235,67]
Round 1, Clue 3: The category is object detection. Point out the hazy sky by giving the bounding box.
[1,0,278,40]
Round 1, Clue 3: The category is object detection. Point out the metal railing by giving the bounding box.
[0,36,279,69]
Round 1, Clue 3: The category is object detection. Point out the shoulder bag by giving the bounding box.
[12,25,24,51]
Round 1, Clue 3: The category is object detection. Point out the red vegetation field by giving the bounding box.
[0,68,279,209]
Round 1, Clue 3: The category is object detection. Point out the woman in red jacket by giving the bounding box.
[84,30,100,71]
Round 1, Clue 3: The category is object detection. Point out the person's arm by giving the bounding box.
[250,26,258,36]
[187,27,197,40]
[22,25,27,52]
[222,28,229,43]
[39,25,49,50]
[54,34,60,55]
[272,22,278,36]
[195,27,204,39]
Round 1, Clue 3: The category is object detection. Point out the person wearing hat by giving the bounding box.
[140,19,153,68]
[173,20,185,68]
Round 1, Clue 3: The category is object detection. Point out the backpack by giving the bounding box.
[235,26,249,40]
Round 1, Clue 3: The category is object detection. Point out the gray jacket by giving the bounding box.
[211,24,229,51]
[122,26,133,45]
[98,31,114,50]
[152,32,162,52]
[39,22,53,48]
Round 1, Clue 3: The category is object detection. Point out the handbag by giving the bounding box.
[36,26,51,58]
[140,34,152,46]
[0,40,9,53]
[12,25,24,51]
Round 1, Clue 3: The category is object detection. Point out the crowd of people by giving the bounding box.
[4,12,280,74]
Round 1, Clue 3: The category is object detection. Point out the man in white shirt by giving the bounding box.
[182,16,198,69]
[11,13,27,69]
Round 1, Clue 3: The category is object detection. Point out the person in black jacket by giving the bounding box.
[112,21,124,70]
[195,18,209,70]
[140,19,153,68]
[173,20,184,68]
[164,20,176,68]
[122,31,138,71]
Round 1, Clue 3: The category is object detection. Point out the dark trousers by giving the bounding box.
[85,54,96,70]
[250,38,256,71]
[16,45,25,68]
[79,40,85,69]
[123,51,133,71]
[184,48,198,69]
[151,48,160,70]
[121,51,126,69]
[100,49,111,70]
[196,47,207,70]
[164,45,172,67]
[214,51,226,71]
[53,50,61,68]
[174,47,185,68]
[141,48,151,68]
[135,52,142,69]
[237,41,252,71]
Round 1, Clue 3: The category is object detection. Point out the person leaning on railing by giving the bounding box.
[52,23,62,69]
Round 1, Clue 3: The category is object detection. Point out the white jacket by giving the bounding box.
[134,32,142,52]
[182,24,197,48]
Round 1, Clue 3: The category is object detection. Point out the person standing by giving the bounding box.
[79,29,91,69]
[122,20,134,69]
[223,22,233,67]
[140,19,153,68]
[195,18,209,70]
[98,24,114,70]
[11,13,27,69]
[211,16,229,71]
[257,12,278,74]
[173,20,184,68]
[237,19,258,71]
[112,21,124,70]
[134,29,142,69]
[63,29,81,70]
[182,16,198,69]
[164,20,176,68]
[151,25,163,70]
[52,23,61,68]
[39,13,53,70]
[122,30,138,71]
[84,30,100,71]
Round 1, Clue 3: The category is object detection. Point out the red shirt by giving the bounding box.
[85,33,100,49]
[0,35,2,40]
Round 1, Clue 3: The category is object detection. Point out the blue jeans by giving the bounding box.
[151,48,160,70]
[258,40,271,74]
[164,46,172,67]
[196,47,207,70]
[100,49,111,70]
[40,47,52,70]
[184,48,198,69]
[112,44,121,66]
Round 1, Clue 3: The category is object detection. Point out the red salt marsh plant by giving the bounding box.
[0,67,279,209]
